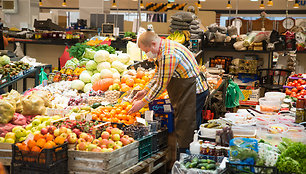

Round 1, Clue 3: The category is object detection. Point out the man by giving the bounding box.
[128,31,209,154]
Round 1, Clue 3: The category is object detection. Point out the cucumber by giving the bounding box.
[197,163,207,169]
[207,164,216,170]
[91,102,102,109]
[207,159,215,164]
[199,159,208,163]
[185,162,191,168]
[190,162,198,168]
[191,157,199,163]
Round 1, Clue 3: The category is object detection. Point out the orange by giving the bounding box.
[121,110,127,115]
[43,142,54,149]
[135,78,141,84]
[126,105,132,111]
[142,76,150,82]
[54,136,65,145]
[44,134,54,142]
[20,144,30,152]
[135,112,141,118]
[27,140,36,149]
[34,134,44,141]
[92,114,98,120]
[36,139,46,148]
[121,102,128,110]
[16,143,23,150]
[126,78,135,87]
[31,146,41,152]
[121,114,127,120]
[121,76,128,84]
[48,141,56,147]
[136,71,145,79]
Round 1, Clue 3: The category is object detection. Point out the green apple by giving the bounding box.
[32,119,41,127]
[31,127,38,133]
[72,107,80,113]
[25,124,32,130]
[87,144,98,151]
[34,116,43,122]
[112,83,120,91]
[0,137,5,143]
[5,132,16,141]
[4,138,15,144]
[18,137,27,142]
[12,126,23,133]
[26,130,31,135]
[37,124,46,131]
[41,116,50,122]
[45,120,51,126]
[33,131,40,135]
[81,106,91,111]
[15,128,26,138]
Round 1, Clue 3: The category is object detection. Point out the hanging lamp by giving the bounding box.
[267,0,273,6]
[62,0,67,6]
[226,0,232,8]
[197,0,202,8]
[112,0,117,7]
[39,0,42,6]
[140,0,144,8]
[167,0,172,8]
[293,0,299,8]
[259,0,265,9]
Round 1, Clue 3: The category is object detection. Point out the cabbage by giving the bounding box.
[82,70,93,76]
[78,58,90,67]
[94,50,110,63]
[108,54,118,63]
[111,61,126,73]
[91,73,101,84]
[113,72,120,79]
[100,69,113,79]
[93,70,100,74]
[79,71,92,83]
[86,60,97,71]
[83,83,93,93]
[71,80,85,91]
[65,59,78,69]
[83,48,96,59]
[110,68,119,74]
[97,62,111,72]
[117,53,130,64]
[0,55,10,66]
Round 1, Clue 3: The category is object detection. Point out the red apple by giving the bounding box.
[114,141,123,147]
[54,129,60,137]
[101,131,110,139]
[122,135,129,139]
[111,128,120,135]
[100,144,107,149]
[72,129,81,137]
[114,145,121,150]
[128,137,134,143]
[101,139,109,146]
[48,126,56,134]
[106,127,113,134]
[107,140,115,148]
[79,133,89,140]
[119,130,124,137]
[60,133,68,140]
[112,134,120,141]
[121,138,130,146]
[78,138,86,144]
[107,148,114,152]
[59,127,68,134]
[41,128,48,135]
[77,142,87,151]
[92,147,102,152]
[86,135,93,142]
[68,133,78,144]
[92,139,100,145]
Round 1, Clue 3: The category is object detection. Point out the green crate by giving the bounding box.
[138,134,152,162]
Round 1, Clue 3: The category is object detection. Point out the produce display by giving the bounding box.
[166,31,190,44]
[183,157,217,170]
[285,78,306,98]
[0,59,32,78]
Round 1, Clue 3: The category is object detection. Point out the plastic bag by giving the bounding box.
[0,99,16,124]
[225,79,244,108]
[39,68,48,85]
[2,90,23,113]
[14,42,24,58]
[21,93,46,116]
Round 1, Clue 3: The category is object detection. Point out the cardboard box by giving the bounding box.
[239,88,263,106]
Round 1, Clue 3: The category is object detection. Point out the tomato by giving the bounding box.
[292,83,296,87]
[297,86,304,91]
[291,92,297,98]
[301,80,306,85]
[298,73,302,76]
[293,80,298,84]
[292,88,298,93]
[298,79,303,83]
[288,82,293,86]
[296,83,301,87]
[300,90,306,96]
[285,89,292,95]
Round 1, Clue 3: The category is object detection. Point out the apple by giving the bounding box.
[60,133,68,139]
[92,147,102,152]
[79,133,89,140]
[114,145,121,150]
[66,129,72,134]
[25,124,32,130]
[100,145,107,149]
[41,116,50,122]
[32,119,41,127]
[101,148,109,153]
[15,128,26,138]
[101,131,110,139]
[52,115,61,120]
[86,135,93,142]
[54,129,60,137]
[31,127,38,133]
[128,137,134,143]
[33,131,41,135]
[78,138,86,144]
[72,107,80,113]
[35,116,43,121]
[122,135,129,139]
[5,138,15,144]
[5,132,16,141]
[107,148,114,152]
[12,126,23,133]
[19,137,26,142]
[92,139,100,145]
[48,126,56,134]
[59,127,68,134]
[26,130,31,135]
[112,134,120,141]
[41,128,48,135]
[98,137,103,142]
[68,133,78,144]
[87,144,98,151]
[106,127,113,134]
[111,128,120,135]
[77,142,88,151]
[0,137,5,143]
[114,141,123,147]
[72,129,81,137]
[107,140,115,149]
[37,124,45,131]
[101,139,109,146]
[120,138,130,146]
[118,130,124,137]
[45,120,51,126]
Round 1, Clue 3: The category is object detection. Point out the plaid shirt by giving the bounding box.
[143,39,208,103]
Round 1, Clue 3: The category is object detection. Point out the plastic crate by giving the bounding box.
[11,159,68,174]
[157,128,168,151]
[11,142,68,169]
[226,162,278,174]
[209,56,233,74]
[151,132,158,154]
[138,134,153,162]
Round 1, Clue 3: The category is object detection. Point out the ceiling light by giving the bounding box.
[250,0,258,1]
[288,0,294,1]
[259,0,265,9]
[197,0,201,8]
[293,0,299,8]
[226,0,232,8]
[62,0,66,6]
[267,0,273,6]
[39,0,42,6]
[140,0,144,8]
[112,0,117,7]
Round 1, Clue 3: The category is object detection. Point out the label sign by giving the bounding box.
[145,110,154,121]
[136,117,147,125]
[24,133,34,145]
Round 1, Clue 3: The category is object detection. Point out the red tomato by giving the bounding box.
[298,79,303,83]
[288,82,293,86]
[301,90,306,95]
[292,83,296,87]
[292,88,298,93]
[291,92,297,98]
[296,83,301,87]
[286,89,292,95]
[297,86,304,91]
[293,80,298,84]
[301,80,306,85]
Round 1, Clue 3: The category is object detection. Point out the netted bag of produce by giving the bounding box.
[0,99,16,124]
[227,25,238,36]
[21,93,46,116]
[214,32,226,42]
[2,90,23,113]
[31,90,52,108]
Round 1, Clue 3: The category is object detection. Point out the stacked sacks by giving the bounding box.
[170,12,203,39]
[204,23,236,43]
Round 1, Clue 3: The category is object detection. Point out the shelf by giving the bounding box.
[289,77,306,80]
[9,38,80,46]
[204,47,271,53]
[283,86,306,90]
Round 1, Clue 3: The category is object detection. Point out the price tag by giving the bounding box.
[136,117,147,125]
[0,74,2,79]
[85,114,92,121]
[216,64,223,69]
[24,133,34,145]
[165,99,171,104]
[69,113,77,120]
[145,110,154,121]
[163,105,172,112]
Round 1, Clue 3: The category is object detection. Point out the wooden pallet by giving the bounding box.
[68,141,139,174]
[0,143,12,166]
[120,149,168,174]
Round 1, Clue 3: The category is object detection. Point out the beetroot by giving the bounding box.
[11,113,27,126]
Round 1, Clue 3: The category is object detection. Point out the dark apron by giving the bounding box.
[167,77,197,148]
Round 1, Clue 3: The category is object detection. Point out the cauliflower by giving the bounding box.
[117,53,130,64]
[97,62,111,72]
[94,50,110,63]
[112,60,126,73]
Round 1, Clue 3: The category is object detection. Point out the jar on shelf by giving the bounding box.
[67,75,73,81]
[53,71,61,82]
[61,74,67,81]
[72,75,79,80]
[296,98,304,123]
[48,73,55,83]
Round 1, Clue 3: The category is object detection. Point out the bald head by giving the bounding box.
[138,31,159,47]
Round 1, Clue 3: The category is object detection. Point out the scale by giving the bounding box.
[189,39,201,53]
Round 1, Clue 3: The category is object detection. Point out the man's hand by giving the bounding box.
[128,100,146,114]
[131,89,147,103]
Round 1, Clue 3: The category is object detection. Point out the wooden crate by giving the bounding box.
[0,143,12,166]
[68,141,139,174]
